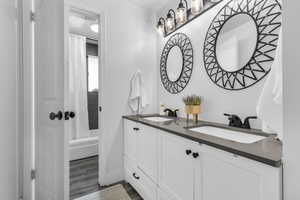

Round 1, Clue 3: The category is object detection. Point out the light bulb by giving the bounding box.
[157,24,165,35]
[166,17,175,32]
[191,0,203,15]
[177,7,187,24]
[90,24,99,33]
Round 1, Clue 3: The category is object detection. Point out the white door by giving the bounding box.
[35,0,67,199]
[158,133,197,200]
[137,124,158,182]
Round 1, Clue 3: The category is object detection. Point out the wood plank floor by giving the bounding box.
[70,156,143,200]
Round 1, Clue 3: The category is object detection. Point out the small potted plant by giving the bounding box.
[183,95,202,122]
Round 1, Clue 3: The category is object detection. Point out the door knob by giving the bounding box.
[65,111,76,120]
[49,111,63,120]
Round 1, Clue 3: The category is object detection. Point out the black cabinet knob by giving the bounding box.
[186,150,192,155]
[49,111,63,120]
[192,152,199,158]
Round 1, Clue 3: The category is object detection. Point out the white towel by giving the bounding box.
[128,70,149,113]
[256,29,283,139]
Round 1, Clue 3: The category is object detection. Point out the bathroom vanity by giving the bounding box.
[123,115,282,200]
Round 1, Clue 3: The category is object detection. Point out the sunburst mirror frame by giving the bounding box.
[160,33,193,94]
[203,0,282,90]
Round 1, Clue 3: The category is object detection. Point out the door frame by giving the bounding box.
[64,3,106,186]
[22,0,36,199]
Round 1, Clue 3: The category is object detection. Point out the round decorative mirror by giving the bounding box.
[160,33,193,94]
[203,0,281,90]
[166,46,183,81]
[216,14,257,72]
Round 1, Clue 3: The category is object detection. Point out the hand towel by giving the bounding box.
[256,29,283,139]
[128,70,149,113]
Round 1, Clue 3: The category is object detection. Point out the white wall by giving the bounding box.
[283,0,300,199]
[157,0,278,129]
[65,0,158,185]
[0,0,19,199]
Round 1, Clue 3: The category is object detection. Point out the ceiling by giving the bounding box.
[128,0,171,11]
[69,11,99,40]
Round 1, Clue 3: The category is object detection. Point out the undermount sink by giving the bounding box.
[189,126,266,144]
[143,117,173,122]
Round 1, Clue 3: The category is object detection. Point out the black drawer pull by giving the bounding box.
[186,149,192,155]
[133,127,140,131]
[133,173,140,180]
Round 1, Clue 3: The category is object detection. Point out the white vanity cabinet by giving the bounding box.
[137,124,159,182]
[199,145,282,200]
[124,119,138,163]
[123,119,282,200]
[123,120,158,200]
[158,133,201,200]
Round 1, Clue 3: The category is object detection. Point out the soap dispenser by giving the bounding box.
[160,103,166,115]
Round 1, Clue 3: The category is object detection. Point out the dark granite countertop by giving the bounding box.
[123,114,282,167]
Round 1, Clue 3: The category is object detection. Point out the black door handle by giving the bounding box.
[65,111,76,120]
[49,111,63,120]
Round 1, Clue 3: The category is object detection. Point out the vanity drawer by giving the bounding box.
[134,168,157,200]
[124,156,157,200]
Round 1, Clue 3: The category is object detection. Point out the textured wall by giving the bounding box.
[157,0,282,129]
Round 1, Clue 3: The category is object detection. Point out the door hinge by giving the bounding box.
[31,169,36,180]
[30,11,35,22]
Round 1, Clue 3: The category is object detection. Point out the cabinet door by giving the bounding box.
[124,119,138,162]
[158,133,199,200]
[200,145,281,200]
[137,124,158,182]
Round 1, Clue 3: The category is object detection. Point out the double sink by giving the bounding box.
[143,116,266,144]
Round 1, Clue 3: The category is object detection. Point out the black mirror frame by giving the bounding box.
[203,0,282,90]
[160,33,194,94]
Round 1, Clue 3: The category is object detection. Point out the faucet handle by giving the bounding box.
[243,116,258,129]
[224,113,243,127]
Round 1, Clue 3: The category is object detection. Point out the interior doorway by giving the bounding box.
[66,7,102,199]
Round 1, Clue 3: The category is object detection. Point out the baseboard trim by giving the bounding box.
[99,168,124,186]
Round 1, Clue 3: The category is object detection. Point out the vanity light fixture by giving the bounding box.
[177,0,188,25]
[191,0,203,15]
[157,17,166,36]
[157,0,224,37]
[166,9,176,33]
